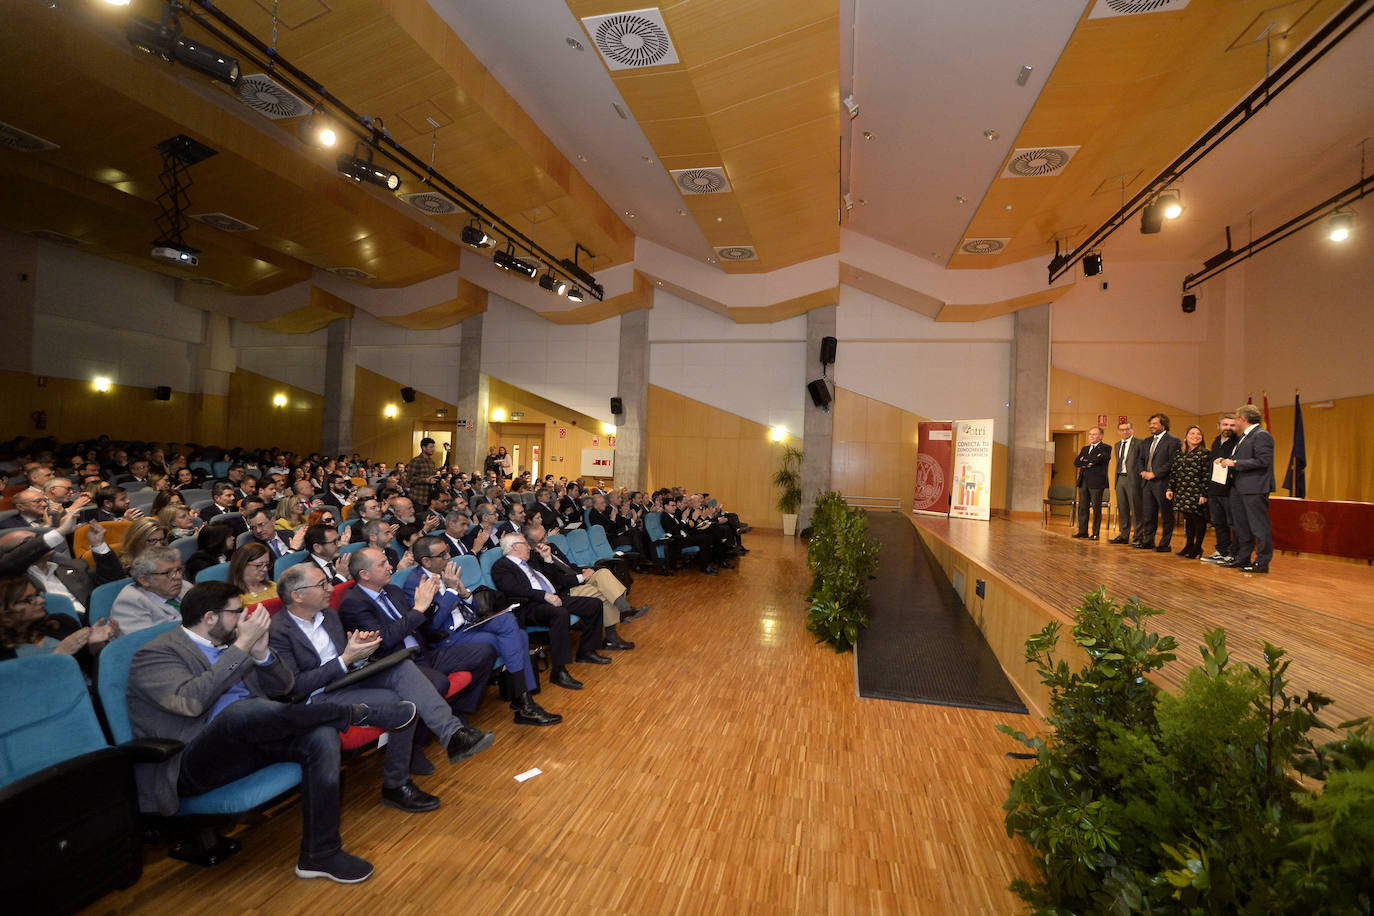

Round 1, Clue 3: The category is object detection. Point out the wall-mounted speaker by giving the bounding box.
[400,387,416,403]
[153,386,171,401]
[610,397,623,415]
[807,378,832,410]
[819,335,837,365]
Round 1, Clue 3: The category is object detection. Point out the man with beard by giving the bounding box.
[1202,413,1239,564]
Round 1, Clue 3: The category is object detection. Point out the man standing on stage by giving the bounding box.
[1202,413,1238,564]
[1217,404,1275,573]
[1109,420,1143,545]
[1072,427,1110,540]
[1136,413,1181,552]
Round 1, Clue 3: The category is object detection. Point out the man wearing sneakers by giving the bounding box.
[1202,413,1238,564]
[128,581,416,884]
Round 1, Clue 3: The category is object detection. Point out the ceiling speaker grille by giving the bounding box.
[236,74,311,119]
[960,238,1010,255]
[0,120,59,152]
[28,229,85,246]
[329,267,374,281]
[1088,0,1191,18]
[1001,146,1080,178]
[192,212,258,232]
[581,8,680,71]
[714,245,757,262]
[399,191,462,215]
[670,167,730,195]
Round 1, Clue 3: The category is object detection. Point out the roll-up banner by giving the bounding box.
[913,421,954,516]
[950,419,994,521]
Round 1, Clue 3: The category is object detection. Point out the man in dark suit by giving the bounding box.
[2,523,124,615]
[1072,427,1110,540]
[1217,404,1275,573]
[303,524,348,585]
[199,482,239,525]
[338,548,496,710]
[127,580,415,884]
[490,532,607,691]
[1109,420,1145,544]
[1135,413,1182,552]
[245,507,297,558]
[1203,413,1239,563]
[530,488,562,533]
[437,511,472,557]
[0,487,52,531]
[269,563,493,807]
[523,521,643,649]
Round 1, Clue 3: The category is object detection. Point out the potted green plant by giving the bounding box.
[772,444,803,535]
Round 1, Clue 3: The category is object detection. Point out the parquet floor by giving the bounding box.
[91,533,1039,915]
[915,514,1374,728]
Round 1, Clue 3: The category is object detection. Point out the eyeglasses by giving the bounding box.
[13,592,44,607]
[292,580,330,592]
[150,566,184,578]
[425,550,451,561]
[248,559,271,568]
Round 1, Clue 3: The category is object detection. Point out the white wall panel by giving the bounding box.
[648,289,806,341]
[35,245,202,343]
[838,286,1013,340]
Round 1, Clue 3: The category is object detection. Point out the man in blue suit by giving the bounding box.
[400,537,561,726]
[1217,404,1275,573]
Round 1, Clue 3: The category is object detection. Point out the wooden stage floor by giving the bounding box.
[92,533,1038,915]
[912,513,1374,729]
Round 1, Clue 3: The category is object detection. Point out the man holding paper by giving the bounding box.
[1216,404,1275,573]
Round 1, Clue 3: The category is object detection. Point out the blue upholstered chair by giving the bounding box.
[89,578,134,625]
[274,549,308,580]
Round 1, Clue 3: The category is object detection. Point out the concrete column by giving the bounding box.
[613,308,650,490]
[321,317,355,456]
[1007,304,1051,514]
[455,312,489,475]
[799,304,836,530]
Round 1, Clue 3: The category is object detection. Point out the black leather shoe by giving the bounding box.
[350,701,416,731]
[1217,559,1247,568]
[1108,536,1130,544]
[409,748,435,776]
[1071,532,1087,539]
[719,560,735,569]
[1154,545,1171,553]
[1133,542,1154,549]
[550,667,583,690]
[701,565,718,575]
[619,604,650,622]
[1241,565,1269,574]
[576,650,612,665]
[380,780,440,813]
[446,726,495,763]
[513,695,563,726]
[602,634,635,650]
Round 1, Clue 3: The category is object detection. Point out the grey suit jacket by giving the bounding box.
[126,626,294,814]
[111,581,193,633]
[268,609,351,697]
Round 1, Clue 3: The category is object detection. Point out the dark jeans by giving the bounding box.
[1208,491,1233,555]
[177,698,348,860]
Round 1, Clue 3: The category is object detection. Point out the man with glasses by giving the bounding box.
[111,546,193,633]
[129,580,416,884]
[2,521,124,615]
[269,564,494,810]
[304,524,347,586]
[400,536,561,727]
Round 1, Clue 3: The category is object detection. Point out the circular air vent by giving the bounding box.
[961,238,1007,255]
[0,121,59,153]
[675,169,726,194]
[329,267,374,281]
[1104,0,1177,13]
[400,191,462,215]
[716,246,756,261]
[1005,147,1073,178]
[236,74,310,120]
[592,14,673,68]
[193,213,257,233]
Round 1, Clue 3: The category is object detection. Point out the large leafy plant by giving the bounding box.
[999,588,1373,914]
[772,444,803,515]
[803,492,880,652]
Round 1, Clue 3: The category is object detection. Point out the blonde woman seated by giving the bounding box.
[157,503,200,540]
[275,495,308,532]
[121,518,175,575]
[229,541,278,606]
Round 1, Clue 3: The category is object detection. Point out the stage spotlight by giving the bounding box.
[566,286,584,302]
[1082,252,1103,276]
[1141,201,1164,234]
[174,35,240,85]
[461,223,494,248]
[492,248,516,272]
[128,15,240,85]
[539,272,569,296]
[299,109,337,148]
[127,15,177,61]
[1159,190,1183,220]
[1329,212,1352,242]
[337,144,400,191]
[1181,294,1197,313]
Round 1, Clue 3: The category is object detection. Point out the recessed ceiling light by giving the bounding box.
[642,155,654,165]
[1004,204,1013,211]
[715,216,723,223]
[676,208,688,216]
[955,195,967,204]
[706,257,717,264]
[566,37,584,51]
[984,129,1000,141]
[862,131,876,141]
[624,210,636,218]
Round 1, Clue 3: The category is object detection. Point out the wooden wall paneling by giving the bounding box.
[1261,393,1374,503]
[351,366,453,464]
[1048,367,1201,439]
[226,369,324,456]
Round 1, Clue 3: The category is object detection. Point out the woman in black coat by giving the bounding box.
[1167,426,1211,559]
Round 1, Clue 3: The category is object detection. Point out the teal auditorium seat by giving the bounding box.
[274,549,308,579]
[645,511,697,562]
[40,591,81,623]
[194,560,232,583]
[89,577,134,624]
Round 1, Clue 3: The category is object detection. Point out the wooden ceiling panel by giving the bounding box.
[702,74,837,149]
[637,117,722,158]
[687,16,838,114]
[611,69,704,122]
[720,115,838,180]
[661,0,835,67]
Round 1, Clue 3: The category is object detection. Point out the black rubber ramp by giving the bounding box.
[854,512,1027,713]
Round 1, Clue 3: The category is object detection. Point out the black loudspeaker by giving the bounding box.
[819,335,837,365]
[153,386,171,401]
[610,397,623,415]
[1083,253,1104,277]
[1181,294,1197,314]
[400,387,416,403]
[807,378,832,409]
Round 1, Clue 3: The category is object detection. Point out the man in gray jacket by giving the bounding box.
[126,581,415,884]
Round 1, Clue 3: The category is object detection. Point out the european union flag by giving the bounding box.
[1282,394,1306,498]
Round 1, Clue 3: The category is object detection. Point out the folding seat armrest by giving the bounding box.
[120,738,184,763]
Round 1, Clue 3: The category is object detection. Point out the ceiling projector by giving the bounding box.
[152,246,199,267]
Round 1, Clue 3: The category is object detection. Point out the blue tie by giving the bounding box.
[375,590,402,620]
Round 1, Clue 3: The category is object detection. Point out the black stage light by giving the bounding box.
[337,145,400,191]
[1141,201,1164,234]
[1181,294,1197,313]
[461,224,493,248]
[127,15,177,60]
[174,35,239,85]
[566,286,584,302]
[127,15,239,85]
[539,271,569,296]
[492,248,517,271]
[1082,252,1104,276]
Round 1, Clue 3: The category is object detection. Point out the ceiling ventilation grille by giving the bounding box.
[190,277,228,288]
[192,212,258,232]
[1088,0,1191,19]
[399,191,462,215]
[670,167,731,195]
[960,238,1010,255]
[0,121,59,152]
[28,229,85,246]
[1000,146,1081,179]
[329,267,374,281]
[236,74,311,119]
[581,8,680,70]
[714,245,757,262]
